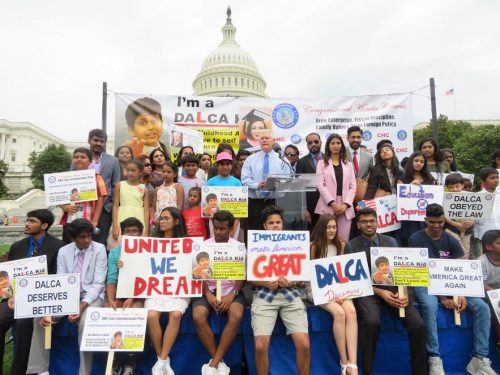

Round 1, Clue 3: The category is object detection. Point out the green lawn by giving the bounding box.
[0,245,9,256]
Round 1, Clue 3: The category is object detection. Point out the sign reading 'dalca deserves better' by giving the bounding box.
[14,273,80,319]
[443,192,495,220]
[44,169,97,206]
[191,242,246,280]
[306,252,373,305]
[396,184,444,222]
[428,259,484,297]
[81,307,148,352]
[370,247,429,287]
[0,256,47,298]
[116,236,203,298]
[247,230,310,281]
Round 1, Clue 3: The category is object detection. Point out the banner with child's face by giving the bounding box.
[115,93,413,160]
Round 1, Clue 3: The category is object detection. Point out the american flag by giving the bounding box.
[357,199,377,211]
[445,88,454,96]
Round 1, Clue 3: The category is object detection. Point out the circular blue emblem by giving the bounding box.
[242,187,248,193]
[486,195,493,201]
[48,176,56,183]
[416,199,428,210]
[90,311,100,321]
[371,249,379,256]
[429,261,436,268]
[291,134,301,144]
[445,194,452,200]
[19,278,27,287]
[38,256,46,263]
[471,263,478,270]
[492,292,498,298]
[203,187,209,193]
[420,249,427,257]
[68,275,77,284]
[397,130,407,141]
[362,131,372,141]
[272,104,299,129]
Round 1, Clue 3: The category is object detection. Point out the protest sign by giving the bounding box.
[487,290,500,324]
[201,186,248,218]
[191,242,246,280]
[370,247,429,287]
[115,93,413,159]
[116,236,203,298]
[396,184,444,222]
[44,169,97,206]
[431,172,474,186]
[246,230,310,281]
[358,195,400,233]
[428,259,484,297]
[306,252,373,305]
[81,307,148,352]
[443,192,495,220]
[0,255,48,298]
[14,273,80,319]
[170,124,204,154]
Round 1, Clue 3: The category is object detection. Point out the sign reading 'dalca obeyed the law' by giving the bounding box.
[14,273,80,319]
[370,247,429,287]
[306,252,373,305]
[443,192,495,220]
[428,259,484,297]
[116,236,203,298]
[81,308,148,352]
[246,230,310,281]
[396,184,444,222]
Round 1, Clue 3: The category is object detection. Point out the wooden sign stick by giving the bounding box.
[216,280,222,302]
[105,352,115,375]
[44,317,52,349]
[453,296,461,325]
[398,286,406,318]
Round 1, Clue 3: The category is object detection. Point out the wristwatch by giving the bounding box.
[232,289,239,296]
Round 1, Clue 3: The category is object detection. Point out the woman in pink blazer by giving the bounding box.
[315,133,357,241]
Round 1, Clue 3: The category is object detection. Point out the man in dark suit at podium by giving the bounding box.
[295,132,323,231]
[0,209,64,375]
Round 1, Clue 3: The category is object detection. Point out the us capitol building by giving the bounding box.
[0,7,268,194]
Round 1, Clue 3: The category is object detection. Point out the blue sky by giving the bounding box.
[1,0,499,141]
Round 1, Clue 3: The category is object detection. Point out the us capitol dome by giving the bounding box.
[192,7,267,98]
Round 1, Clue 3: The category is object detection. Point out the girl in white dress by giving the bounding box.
[146,206,190,375]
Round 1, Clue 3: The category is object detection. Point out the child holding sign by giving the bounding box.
[250,205,310,375]
[410,204,495,375]
[305,214,358,374]
[480,230,500,354]
[146,207,190,375]
[192,210,246,375]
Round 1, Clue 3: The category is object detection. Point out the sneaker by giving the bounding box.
[466,357,498,375]
[165,357,175,375]
[152,361,168,375]
[217,361,230,375]
[111,367,122,375]
[429,356,445,375]
[201,364,219,375]
[122,367,134,375]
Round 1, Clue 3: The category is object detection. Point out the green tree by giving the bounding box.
[0,160,8,198]
[413,114,473,150]
[453,125,500,173]
[28,144,71,189]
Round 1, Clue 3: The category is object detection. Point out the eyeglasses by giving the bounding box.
[285,153,297,157]
[358,219,376,225]
[307,140,320,145]
[144,163,152,167]
[123,229,142,235]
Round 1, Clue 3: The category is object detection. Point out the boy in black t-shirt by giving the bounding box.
[410,204,496,375]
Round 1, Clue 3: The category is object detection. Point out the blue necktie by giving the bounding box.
[262,153,270,197]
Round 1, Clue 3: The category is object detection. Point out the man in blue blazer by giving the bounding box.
[0,209,64,375]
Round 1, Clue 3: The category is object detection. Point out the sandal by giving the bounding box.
[347,363,358,375]
[340,361,348,375]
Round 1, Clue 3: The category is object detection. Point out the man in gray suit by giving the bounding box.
[86,129,121,245]
[346,126,373,181]
[29,219,107,375]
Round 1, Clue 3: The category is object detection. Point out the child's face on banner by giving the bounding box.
[129,114,163,146]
